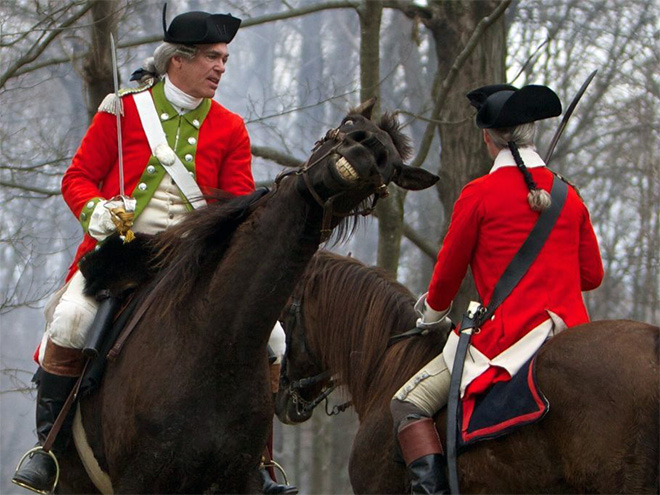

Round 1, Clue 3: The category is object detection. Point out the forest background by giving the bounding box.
[1,0,658,493]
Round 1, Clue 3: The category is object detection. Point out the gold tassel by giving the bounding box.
[110,207,136,243]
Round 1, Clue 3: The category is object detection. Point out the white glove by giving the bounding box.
[88,197,137,242]
[88,200,119,241]
[414,292,453,332]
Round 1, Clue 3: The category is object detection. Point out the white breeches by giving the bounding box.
[40,270,98,360]
[393,353,451,418]
[39,270,288,365]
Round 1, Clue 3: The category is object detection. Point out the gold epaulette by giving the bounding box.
[97,81,155,115]
[550,170,584,202]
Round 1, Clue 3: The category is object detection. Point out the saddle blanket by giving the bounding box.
[458,356,548,448]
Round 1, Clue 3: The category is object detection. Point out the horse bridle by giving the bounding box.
[274,124,390,242]
[279,295,352,417]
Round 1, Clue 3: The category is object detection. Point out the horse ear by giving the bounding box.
[393,164,439,191]
[354,97,378,119]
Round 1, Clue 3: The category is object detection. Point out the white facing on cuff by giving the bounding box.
[415,292,450,324]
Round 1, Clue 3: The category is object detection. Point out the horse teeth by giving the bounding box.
[336,157,359,182]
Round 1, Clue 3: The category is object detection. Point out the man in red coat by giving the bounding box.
[14,9,294,494]
[390,84,604,494]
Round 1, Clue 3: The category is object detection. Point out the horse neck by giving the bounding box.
[301,256,424,419]
[205,179,324,358]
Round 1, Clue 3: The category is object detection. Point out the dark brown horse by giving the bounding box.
[276,251,660,494]
[54,101,438,493]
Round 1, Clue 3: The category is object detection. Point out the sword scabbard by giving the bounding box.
[446,301,483,495]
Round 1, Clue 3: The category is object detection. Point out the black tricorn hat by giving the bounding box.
[466,84,562,128]
[162,4,241,45]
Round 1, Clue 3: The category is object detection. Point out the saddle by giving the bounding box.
[77,186,274,394]
[457,356,549,449]
[77,234,158,395]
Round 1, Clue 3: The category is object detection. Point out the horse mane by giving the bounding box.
[298,251,447,416]
[147,189,270,312]
[377,113,413,162]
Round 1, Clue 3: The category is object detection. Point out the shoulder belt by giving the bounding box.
[132,90,207,210]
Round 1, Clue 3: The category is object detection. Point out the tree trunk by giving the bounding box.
[82,0,121,121]
[424,0,508,318]
[358,1,403,275]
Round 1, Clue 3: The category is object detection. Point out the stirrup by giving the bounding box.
[260,458,290,485]
[12,446,60,495]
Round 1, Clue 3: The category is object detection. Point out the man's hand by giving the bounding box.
[88,196,136,242]
[414,292,453,333]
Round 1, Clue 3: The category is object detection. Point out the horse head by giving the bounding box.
[277,98,438,238]
[275,293,332,425]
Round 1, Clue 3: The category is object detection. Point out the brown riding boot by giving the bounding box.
[397,417,450,495]
[12,369,80,494]
[12,342,84,494]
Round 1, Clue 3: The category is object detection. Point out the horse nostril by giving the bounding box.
[376,151,388,167]
[347,130,368,142]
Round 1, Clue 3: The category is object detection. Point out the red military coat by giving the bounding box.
[62,80,254,280]
[428,149,603,398]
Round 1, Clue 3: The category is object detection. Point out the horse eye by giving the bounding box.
[343,119,354,126]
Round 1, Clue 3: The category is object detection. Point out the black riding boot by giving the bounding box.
[260,467,298,494]
[12,369,78,494]
[397,417,450,495]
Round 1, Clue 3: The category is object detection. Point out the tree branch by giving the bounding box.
[8,1,361,84]
[410,0,512,169]
[0,180,61,196]
[402,220,438,260]
[370,208,438,260]
[0,2,94,89]
[251,146,303,168]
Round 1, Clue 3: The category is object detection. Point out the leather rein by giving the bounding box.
[279,294,439,417]
[280,296,351,417]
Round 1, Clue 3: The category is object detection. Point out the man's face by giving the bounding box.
[169,43,229,98]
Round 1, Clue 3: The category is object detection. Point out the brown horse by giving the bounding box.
[53,100,438,494]
[275,251,660,494]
